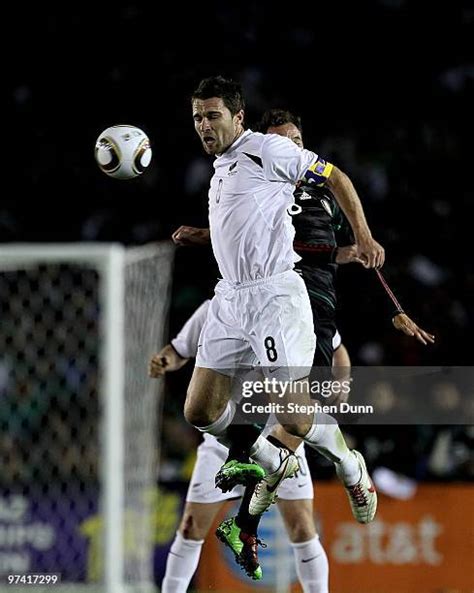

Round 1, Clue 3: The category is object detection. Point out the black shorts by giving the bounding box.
[299,264,337,367]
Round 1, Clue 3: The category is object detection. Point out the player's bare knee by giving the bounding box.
[185,368,231,427]
[179,512,205,540]
[281,505,316,542]
[184,388,228,426]
[287,521,317,543]
[280,421,311,438]
[184,395,213,426]
[184,381,213,425]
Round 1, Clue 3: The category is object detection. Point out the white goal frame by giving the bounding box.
[0,243,173,593]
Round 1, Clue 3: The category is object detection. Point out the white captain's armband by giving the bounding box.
[303,157,333,186]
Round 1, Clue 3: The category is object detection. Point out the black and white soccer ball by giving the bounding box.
[94,124,152,179]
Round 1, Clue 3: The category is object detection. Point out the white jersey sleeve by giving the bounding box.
[171,300,210,359]
[261,134,318,183]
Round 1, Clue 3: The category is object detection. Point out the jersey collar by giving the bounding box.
[218,129,252,158]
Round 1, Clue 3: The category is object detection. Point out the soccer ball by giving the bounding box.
[94,125,152,180]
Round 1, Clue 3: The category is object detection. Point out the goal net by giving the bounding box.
[0,242,174,593]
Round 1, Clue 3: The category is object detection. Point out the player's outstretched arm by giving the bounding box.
[172,226,210,246]
[149,299,211,378]
[392,313,436,346]
[374,269,435,346]
[149,344,189,378]
[326,166,385,269]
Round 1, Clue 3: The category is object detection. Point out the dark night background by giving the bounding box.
[6,1,472,364]
[4,0,473,486]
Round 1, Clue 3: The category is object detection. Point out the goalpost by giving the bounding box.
[0,242,174,593]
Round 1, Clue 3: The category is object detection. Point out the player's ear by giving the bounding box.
[234,109,244,126]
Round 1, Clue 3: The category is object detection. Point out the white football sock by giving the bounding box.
[304,414,360,486]
[249,435,283,473]
[161,531,204,593]
[196,400,236,437]
[291,535,329,593]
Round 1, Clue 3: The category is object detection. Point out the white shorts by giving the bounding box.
[186,433,314,503]
[196,270,316,380]
[333,329,342,350]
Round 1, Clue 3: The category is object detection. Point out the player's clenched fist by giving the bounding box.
[149,344,189,378]
[356,235,385,269]
[172,226,210,246]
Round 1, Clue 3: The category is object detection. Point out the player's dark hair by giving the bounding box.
[256,109,303,133]
[192,76,245,116]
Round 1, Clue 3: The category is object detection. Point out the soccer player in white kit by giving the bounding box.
[153,301,329,590]
[184,76,384,525]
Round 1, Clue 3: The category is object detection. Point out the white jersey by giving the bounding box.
[209,130,319,282]
[171,300,210,358]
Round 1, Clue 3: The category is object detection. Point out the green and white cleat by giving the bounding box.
[215,459,266,492]
[336,450,378,524]
[215,518,264,581]
[249,449,299,515]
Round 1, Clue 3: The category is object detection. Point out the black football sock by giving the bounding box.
[235,480,262,535]
[225,424,264,463]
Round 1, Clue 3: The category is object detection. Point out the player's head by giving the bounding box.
[192,76,245,156]
[258,109,304,148]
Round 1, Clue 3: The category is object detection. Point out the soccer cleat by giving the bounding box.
[215,459,266,493]
[336,450,378,524]
[249,449,299,515]
[239,531,266,581]
[215,518,264,580]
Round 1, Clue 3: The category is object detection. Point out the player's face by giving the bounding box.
[266,123,304,148]
[192,97,244,156]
